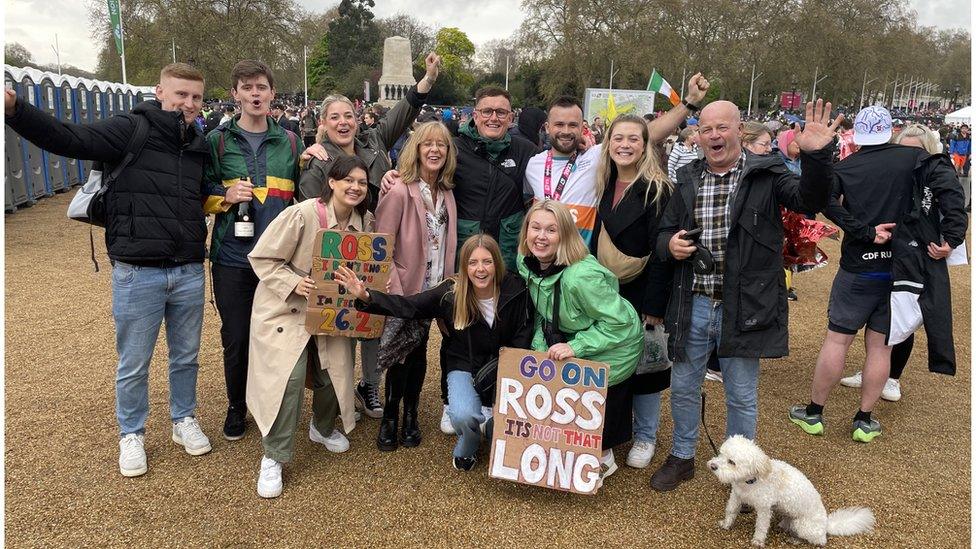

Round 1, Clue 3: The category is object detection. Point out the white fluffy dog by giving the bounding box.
[707,435,875,547]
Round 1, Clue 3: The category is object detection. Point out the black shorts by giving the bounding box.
[827,268,890,335]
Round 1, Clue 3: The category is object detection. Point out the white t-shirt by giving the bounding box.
[477,297,496,327]
[524,146,601,245]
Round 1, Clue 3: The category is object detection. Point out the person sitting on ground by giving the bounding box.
[336,234,534,471]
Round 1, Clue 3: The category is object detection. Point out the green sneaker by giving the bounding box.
[852,418,882,443]
[789,405,825,435]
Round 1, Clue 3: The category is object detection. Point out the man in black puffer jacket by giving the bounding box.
[4,63,213,478]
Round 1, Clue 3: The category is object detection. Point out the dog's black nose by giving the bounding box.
[709,463,717,471]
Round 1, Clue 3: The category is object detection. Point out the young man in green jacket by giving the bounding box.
[203,60,324,441]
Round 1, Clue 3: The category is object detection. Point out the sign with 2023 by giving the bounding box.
[305,230,395,338]
[489,348,609,495]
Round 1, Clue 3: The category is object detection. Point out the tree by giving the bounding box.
[307,33,337,98]
[326,0,381,81]
[420,27,476,104]
[4,43,33,68]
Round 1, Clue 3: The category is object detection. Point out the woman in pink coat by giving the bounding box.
[373,121,458,451]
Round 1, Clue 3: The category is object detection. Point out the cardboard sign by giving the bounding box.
[305,230,395,338]
[488,348,609,495]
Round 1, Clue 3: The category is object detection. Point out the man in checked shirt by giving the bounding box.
[649,100,842,492]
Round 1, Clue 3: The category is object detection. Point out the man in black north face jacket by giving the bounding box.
[4,63,214,479]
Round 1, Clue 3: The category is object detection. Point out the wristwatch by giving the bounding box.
[682,99,700,112]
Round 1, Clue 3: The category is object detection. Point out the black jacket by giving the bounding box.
[591,175,674,318]
[273,115,299,135]
[6,98,210,264]
[656,148,834,362]
[825,144,967,273]
[356,273,534,401]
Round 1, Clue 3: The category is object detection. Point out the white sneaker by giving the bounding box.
[257,456,282,498]
[840,371,863,388]
[704,370,723,383]
[172,417,212,456]
[881,378,902,402]
[119,433,148,477]
[309,422,350,453]
[597,451,618,488]
[626,440,655,469]
[440,404,456,435]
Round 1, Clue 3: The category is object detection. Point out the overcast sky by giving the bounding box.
[3,0,971,72]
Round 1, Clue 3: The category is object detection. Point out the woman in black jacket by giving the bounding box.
[334,234,534,471]
[589,114,675,471]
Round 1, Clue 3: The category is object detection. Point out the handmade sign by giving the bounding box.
[305,230,395,338]
[489,348,609,495]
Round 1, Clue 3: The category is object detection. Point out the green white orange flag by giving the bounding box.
[647,70,681,106]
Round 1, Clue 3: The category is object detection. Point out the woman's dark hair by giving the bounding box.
[320,154,370,217]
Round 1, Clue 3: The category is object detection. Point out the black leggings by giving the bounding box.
[383,334,429,419]
[890,333,914,380]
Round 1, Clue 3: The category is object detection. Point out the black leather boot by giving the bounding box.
[400,405,422,448]
[376,414,398,452]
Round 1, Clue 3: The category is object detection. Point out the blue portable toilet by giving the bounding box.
[124,88,135,112]
[20,69,50,200]
[4,66,31,211]
[60,76,82,186]
[39,73,68,193]
[75,81,92,181]
[91,83,105,121]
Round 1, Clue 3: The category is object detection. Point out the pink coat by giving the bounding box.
[374,181,457,296]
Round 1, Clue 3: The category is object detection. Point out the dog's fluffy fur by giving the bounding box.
[707,435,875,547]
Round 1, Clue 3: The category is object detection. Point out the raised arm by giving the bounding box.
[646,73,709,145]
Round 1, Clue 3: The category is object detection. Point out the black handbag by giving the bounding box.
[541,278,568,346]
[467,328,499,399]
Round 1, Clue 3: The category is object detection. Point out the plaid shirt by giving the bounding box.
[692,153,746,298]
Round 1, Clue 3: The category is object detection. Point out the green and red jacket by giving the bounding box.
[204,116,303,268]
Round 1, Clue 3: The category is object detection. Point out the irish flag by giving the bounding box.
[647,70,681,106]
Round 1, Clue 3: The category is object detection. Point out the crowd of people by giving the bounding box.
[3,54,968,502]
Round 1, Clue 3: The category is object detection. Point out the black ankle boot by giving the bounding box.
[401,406,422,447]
[377,416,398,452]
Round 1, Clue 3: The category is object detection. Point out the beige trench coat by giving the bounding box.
[246,198,374,437]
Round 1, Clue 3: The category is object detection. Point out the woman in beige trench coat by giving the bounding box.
[247,155,374,498]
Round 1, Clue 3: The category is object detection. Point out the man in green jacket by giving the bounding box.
[204,60,323,441]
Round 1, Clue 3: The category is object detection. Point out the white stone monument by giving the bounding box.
[377,36,416,107]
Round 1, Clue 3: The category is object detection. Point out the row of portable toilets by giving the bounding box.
[4,64,155,214]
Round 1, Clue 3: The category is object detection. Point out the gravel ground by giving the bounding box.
[4,192,970,547]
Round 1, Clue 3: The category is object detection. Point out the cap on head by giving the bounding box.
[853,106,893,145]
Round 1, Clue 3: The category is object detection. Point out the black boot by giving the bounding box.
[377,414,398,452]
[401,405,422,448]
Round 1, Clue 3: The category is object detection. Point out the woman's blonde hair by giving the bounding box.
[595,114,672,206]
[451,234,506,330]
[894,123,941,154]
[517,200,589,266]
[397,121,457,190]
[316,94,358,144]
[740,121,774,146]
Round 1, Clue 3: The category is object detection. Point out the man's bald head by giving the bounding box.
[697,101,743,172]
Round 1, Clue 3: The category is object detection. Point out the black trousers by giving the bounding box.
[890,333,914,380]
[384,332,429,419]
[212,263,259,409]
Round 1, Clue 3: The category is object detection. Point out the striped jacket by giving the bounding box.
[667,142,700,182]
[204,116,303,268]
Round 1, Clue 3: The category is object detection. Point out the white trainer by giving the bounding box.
[881,378,902,402]
[119,433,148,477]
[172,417,212,456]
[597,451,618,488]
[840,371,863,388]
[704,369,724,383]
[626,440,656,469]
[440,404,456,435]
[309,422,350,453]
[257,456,282,498]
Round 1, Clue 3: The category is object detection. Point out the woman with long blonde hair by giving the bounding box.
[335,234,534,470]
[517,199,644,483]
[590,114,677,471]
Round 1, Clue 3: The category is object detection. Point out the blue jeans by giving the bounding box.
[112,261,205,436]
[670,295,760,459]
[446,371,486,459]
[633,391,663,444]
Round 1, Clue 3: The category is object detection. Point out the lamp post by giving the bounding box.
[790,76,797,112]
